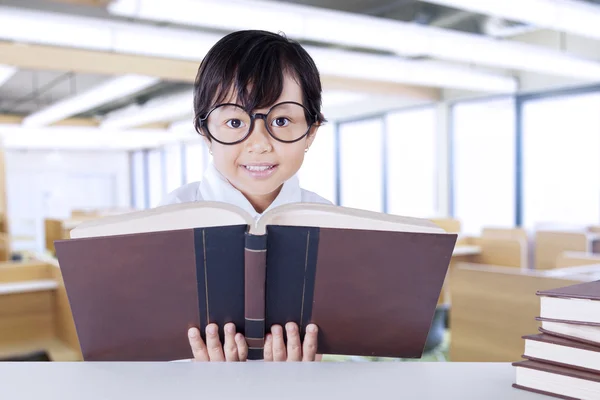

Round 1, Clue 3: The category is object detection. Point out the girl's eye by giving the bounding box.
[272,117,290,128]
[226,119,245,129]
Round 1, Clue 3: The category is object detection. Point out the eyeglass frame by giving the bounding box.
[197,101,319,145]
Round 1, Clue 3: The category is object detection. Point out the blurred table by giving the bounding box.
[0,362,546,400]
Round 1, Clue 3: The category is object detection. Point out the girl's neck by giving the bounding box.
[243,186,283,214]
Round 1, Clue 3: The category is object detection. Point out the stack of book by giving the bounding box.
[513,280,600,399]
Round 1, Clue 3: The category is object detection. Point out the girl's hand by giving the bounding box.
[188,322,248,361]
[264,322,319,361]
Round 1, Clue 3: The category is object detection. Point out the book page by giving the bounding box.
[253,203,447,235]
[70,202,253,239]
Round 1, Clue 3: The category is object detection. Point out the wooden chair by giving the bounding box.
[44,218,95,255]
[534,229,600,269]
[556,251,600,268]
[430,218,461,234]
[481,227,528,242]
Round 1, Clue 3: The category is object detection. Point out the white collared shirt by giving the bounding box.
[159,162,332,216]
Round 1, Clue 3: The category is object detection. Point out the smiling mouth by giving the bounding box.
[242,164,277,171]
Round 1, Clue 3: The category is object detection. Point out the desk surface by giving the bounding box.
[0,279,58,295]
[0,362,546,400]
[452,245,481,256]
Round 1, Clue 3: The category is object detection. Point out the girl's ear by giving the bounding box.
[305,124,320,150]
[201,135,213,155]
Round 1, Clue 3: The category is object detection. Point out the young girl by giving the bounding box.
[160,30,332,361]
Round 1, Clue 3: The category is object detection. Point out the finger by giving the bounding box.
[302,324,319,362]
[188,327,209,361]
[236,333,248,362]
[223,323,239,361]
[271,324,286,362]
[263,333,273,361]
[205,323,225,361]
[285,322,302,361]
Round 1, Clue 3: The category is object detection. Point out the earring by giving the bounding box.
[304,148,309,153]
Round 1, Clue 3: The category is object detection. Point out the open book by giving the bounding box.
[55,201,457,361]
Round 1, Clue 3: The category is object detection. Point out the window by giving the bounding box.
[185,141,209,183]
[164,143,183,194]
[130,150,147,209]
[452,97,516,235]
[385,107,437,218]
[147,149,164,208]
[298,122,336,203]
[338,118,384,212]
[521,92,600,229]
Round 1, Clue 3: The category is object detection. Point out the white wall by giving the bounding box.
[5,149,131,252]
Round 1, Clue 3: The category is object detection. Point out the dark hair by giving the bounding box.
[193,30,326,138]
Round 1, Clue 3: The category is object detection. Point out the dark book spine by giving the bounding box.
[244,232,267,360]
[265,226,320,345]
[194,226,246,348]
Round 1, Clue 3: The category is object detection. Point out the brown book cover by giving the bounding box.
[537,280,600,300]
[538,327,600,348]
[513,359,600,400]
[523,333,600,352]
[522,333,600,374]
[536,316,600,328]
[54,202,457,361]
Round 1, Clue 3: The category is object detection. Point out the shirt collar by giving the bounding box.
[199,161,302,220]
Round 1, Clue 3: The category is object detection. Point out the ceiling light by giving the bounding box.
[0,64,17,88]
[100,91,193,129]
[424,0,600,41]
[0,125,192,150]
[22,74,159,127]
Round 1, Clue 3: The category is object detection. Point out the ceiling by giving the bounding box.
[0,0,600,131]
[0,0,482,118]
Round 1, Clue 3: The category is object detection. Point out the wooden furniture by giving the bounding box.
[0,362,540,399]
[449,262,600,362]
[556,251,600,268]
[473,236,527,268]
[481,227,528,240]
[45,217,96,255]
[437,245,481,305]
[430,218,461,233]
[71,207,134,218]
[457,228,528,269]
[534,229,600,269]
[45,209,135,255]
[0,259,82,361]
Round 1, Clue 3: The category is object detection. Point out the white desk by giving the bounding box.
[452,245,481,257]
[0,362,547,399]
[0,279,58,295]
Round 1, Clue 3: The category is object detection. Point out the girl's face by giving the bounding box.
[204,74,318,212]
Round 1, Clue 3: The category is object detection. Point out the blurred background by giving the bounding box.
[1,0,600,363]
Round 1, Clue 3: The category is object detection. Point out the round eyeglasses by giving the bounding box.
[199,101,317,145]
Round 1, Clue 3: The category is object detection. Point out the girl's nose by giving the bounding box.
[245,118,273,154]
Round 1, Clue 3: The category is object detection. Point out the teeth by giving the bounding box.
[244,165,273,171]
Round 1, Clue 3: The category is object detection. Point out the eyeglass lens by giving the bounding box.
[205,103,310,143]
